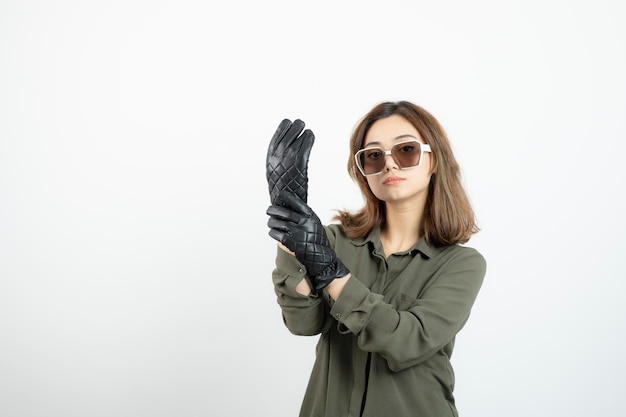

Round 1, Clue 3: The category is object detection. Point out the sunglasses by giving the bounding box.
[354,139,432,177]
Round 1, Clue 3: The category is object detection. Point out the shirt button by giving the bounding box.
[298,268,304,273]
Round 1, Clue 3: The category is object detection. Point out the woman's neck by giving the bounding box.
[380,201,425,257]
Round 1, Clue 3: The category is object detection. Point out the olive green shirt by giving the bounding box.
[272,224,486,417]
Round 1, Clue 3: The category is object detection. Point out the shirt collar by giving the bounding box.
[350,226,433,259]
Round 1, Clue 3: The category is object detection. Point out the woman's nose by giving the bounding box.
[383,151,399,171]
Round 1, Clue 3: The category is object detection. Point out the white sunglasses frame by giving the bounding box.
[354,139,432,177]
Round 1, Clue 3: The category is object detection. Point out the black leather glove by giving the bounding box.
[266,119,315,204]
[267,189,350,294]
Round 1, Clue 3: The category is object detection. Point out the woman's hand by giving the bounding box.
[267,189,350,294]
[266,119,314,204]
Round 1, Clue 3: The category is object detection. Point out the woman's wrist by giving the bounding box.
[327,274,351,301]
[295,277,312,295]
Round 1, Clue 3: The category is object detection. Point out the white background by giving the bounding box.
[1,1,625,416]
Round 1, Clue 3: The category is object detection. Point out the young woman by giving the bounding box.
[266,101,486,417]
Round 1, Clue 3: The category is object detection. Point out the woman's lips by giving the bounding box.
[383,176,405,185]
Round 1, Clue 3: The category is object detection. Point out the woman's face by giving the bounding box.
[362,115,433,207]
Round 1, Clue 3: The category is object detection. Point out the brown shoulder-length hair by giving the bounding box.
[333,101,480,247]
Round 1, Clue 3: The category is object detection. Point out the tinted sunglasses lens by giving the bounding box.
[359,148,385,175]
[392,142,421,168]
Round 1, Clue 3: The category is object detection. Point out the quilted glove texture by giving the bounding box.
[267,189,350,293]
[266,119,314,204]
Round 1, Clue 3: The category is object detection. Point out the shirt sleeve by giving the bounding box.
[329,247,486,372]
[272,246,329,336]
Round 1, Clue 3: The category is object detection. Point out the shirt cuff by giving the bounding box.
[274,246,314,297]
[329,276,382,334]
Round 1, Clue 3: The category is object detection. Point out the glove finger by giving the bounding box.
[295,128,315,162]
[276,189,313,217]
[266,204,303,223]
[268,227,287,244]
[267,216,291,232]
[268,228,297,254]
[267,119,293,158]
[282,119,306,149]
